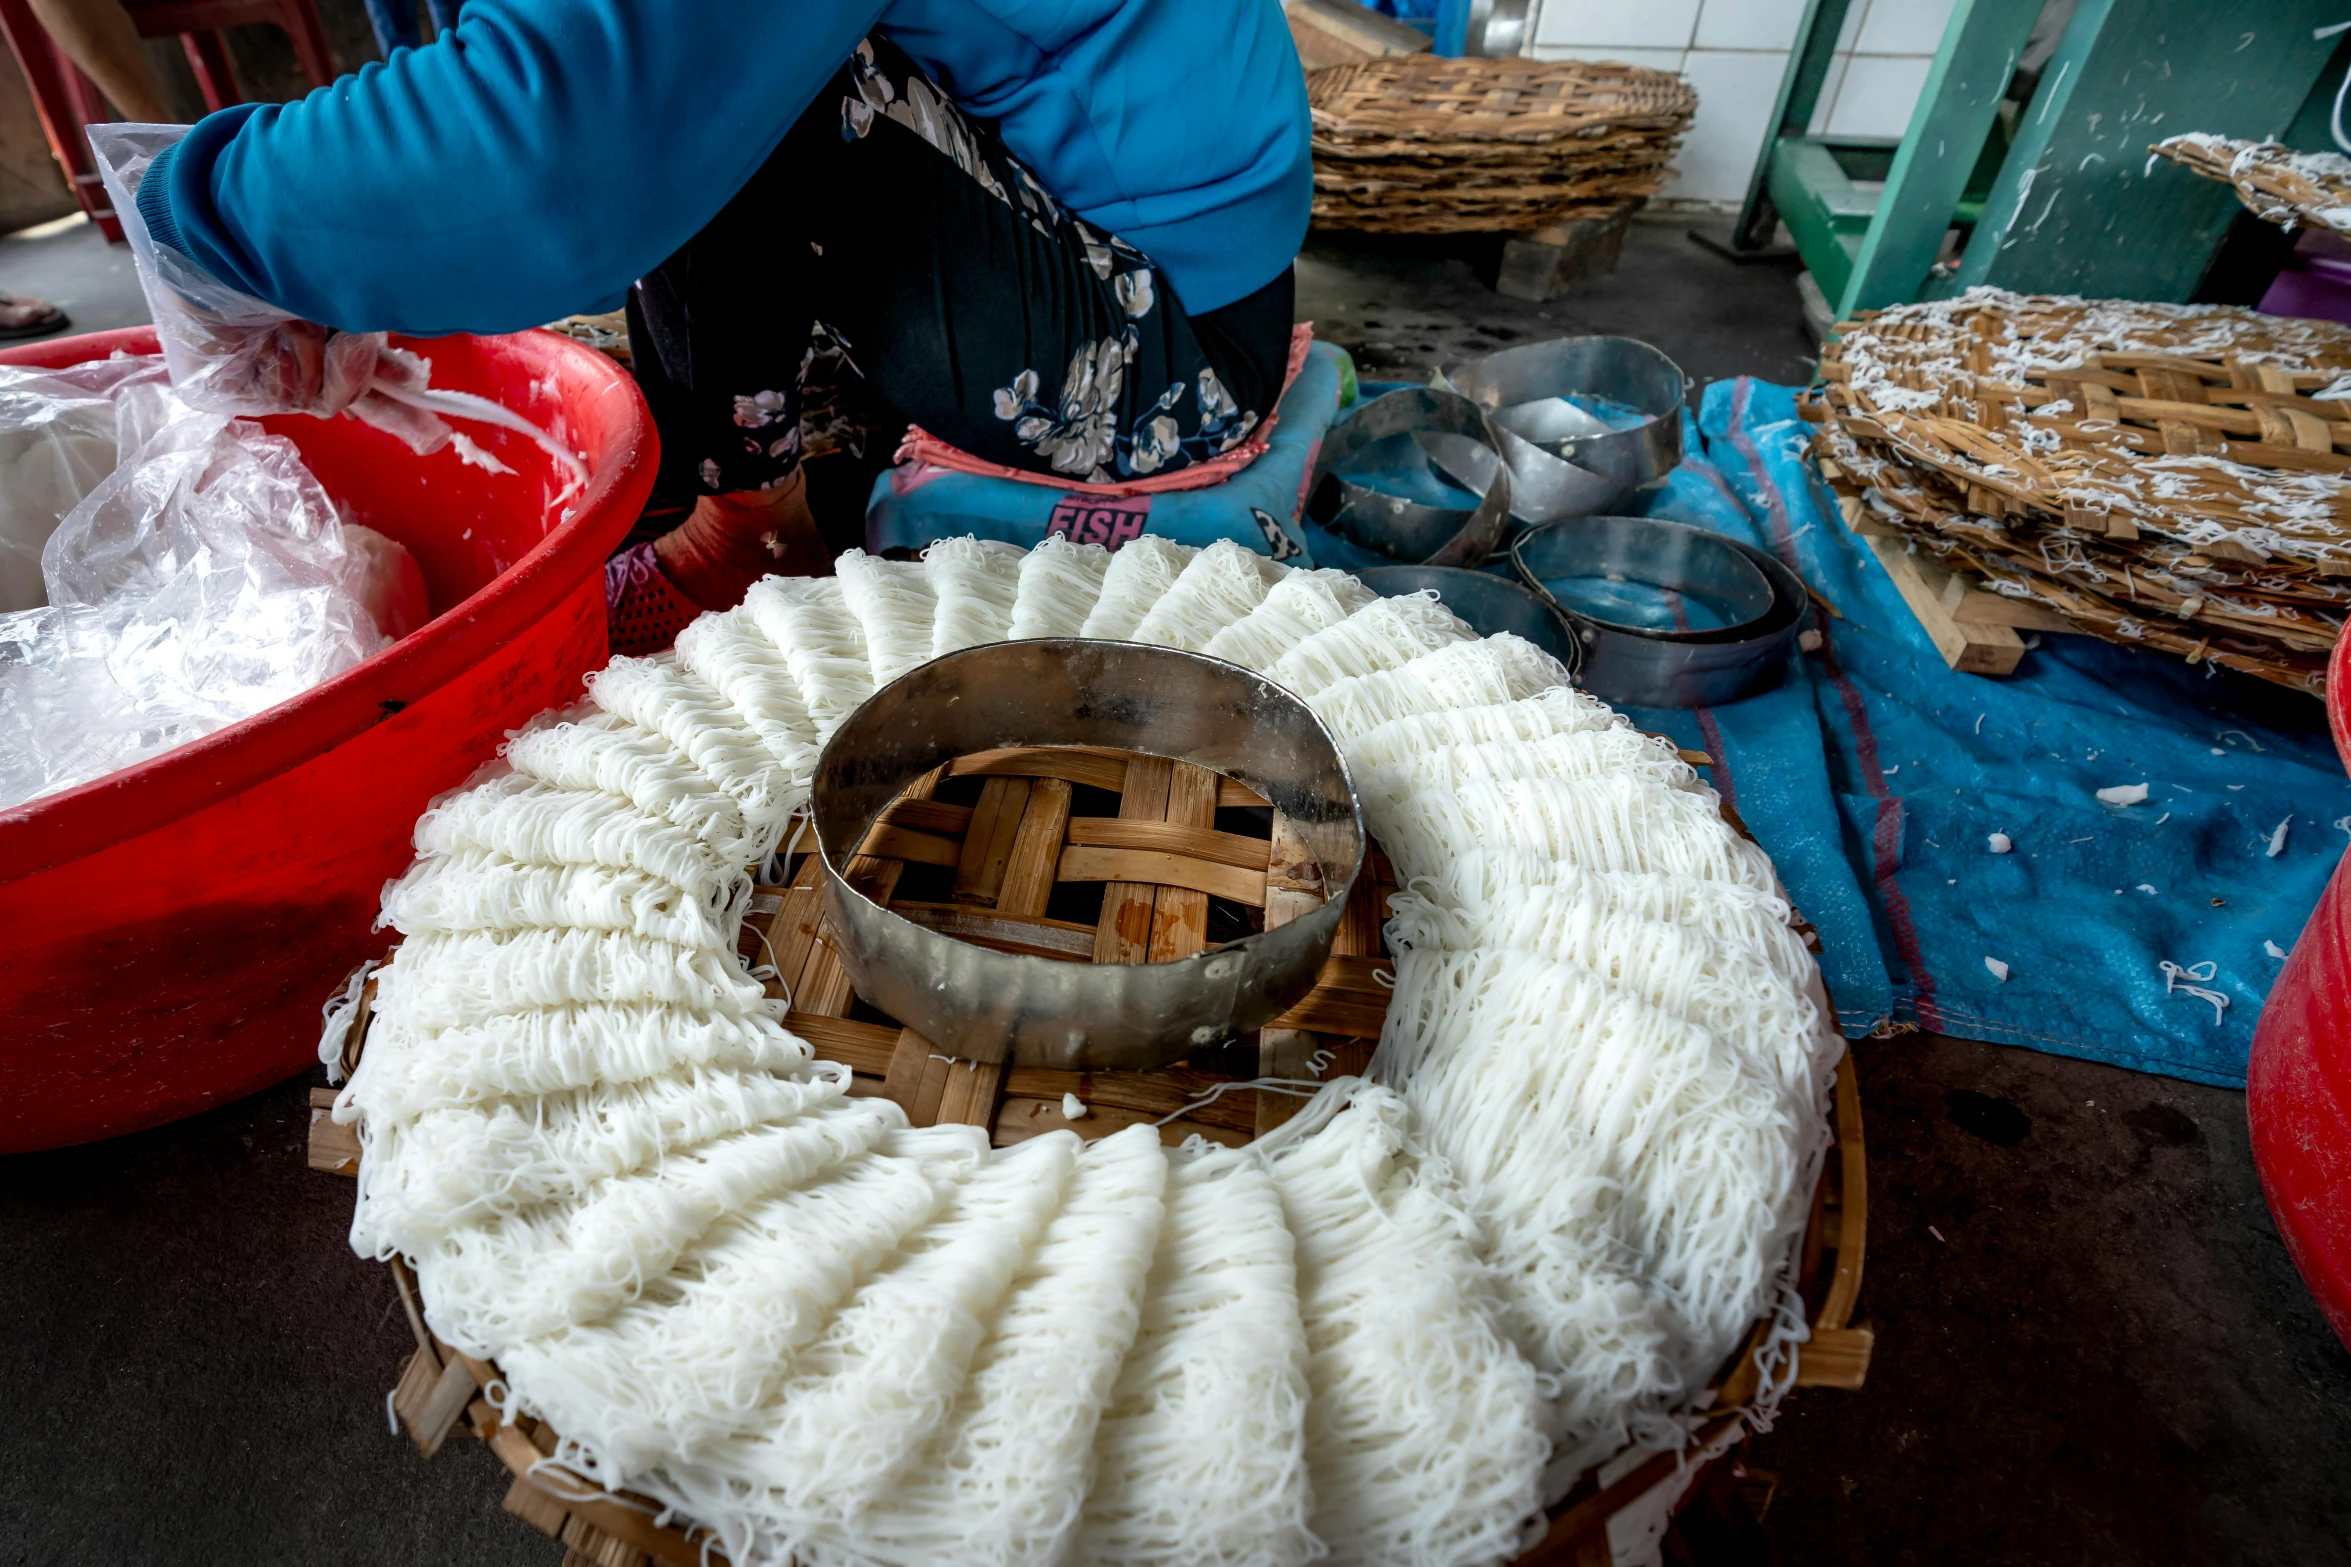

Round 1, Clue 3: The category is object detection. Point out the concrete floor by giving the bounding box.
[5,216,2348,1565]
[1,213,148,336]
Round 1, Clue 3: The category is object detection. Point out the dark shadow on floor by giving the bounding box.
[1751,1033,2351,1567]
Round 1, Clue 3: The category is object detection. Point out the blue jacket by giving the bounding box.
[138,0,1310,335]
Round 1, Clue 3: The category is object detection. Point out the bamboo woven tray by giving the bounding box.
[2152,134,2351,240]
[312,743,1869,1566]
[1306,56,1692,235]
[1807,290,2351,693]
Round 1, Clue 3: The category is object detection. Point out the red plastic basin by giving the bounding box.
[2249,630,2351,1350]
[0,327,654,1152]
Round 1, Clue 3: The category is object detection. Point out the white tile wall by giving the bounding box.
[1675,49,1789,200]
[1529,0,1961,204]
[1691,0,1807,54]
[1532,0,1701,51]
[1852,0,1960,57]
[1820,52,1933,138]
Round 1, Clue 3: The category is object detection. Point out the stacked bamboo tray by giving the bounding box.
[2152,134,2351,240]
[1307,55,1695,235]
[1805,289,2351,693]
[312,741,1870,1566]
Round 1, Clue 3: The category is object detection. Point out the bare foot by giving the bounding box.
[654,469,829,609]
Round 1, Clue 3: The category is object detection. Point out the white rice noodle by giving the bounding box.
[1404,847,1801,971]
[1078,536,1199,640]
[1343,689,1627,782]
[1370,948,1824,1459]
[371,928,774,1035]
[1075,1141,1317,1567]
[1355,730,1701,826]
[836,549,940,686]
[1200,569,1378,673]
[925,536,1029,656]
[413,773,735,904]
[1305,634,1572,746]
[674,607,822,784]
[1385,876,1826,1091]
[742,576,875,740]
[807,1123,1170,1567]
[659,1133,1084,1565]
[1268,593,1474,700]
[1370,776,1778,891]
[589,655,798,854]
[501,1124,987,1481]
[1006,536,1113,639]
[504,711,750,855]
[351,1063,849,1254]
[1261,1081,1547,1567]
[410,1096,913,1355]
[1128,539,1280,652]
[378,851,736,951]
[344,1002,815,1125]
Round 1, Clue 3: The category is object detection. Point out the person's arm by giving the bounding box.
[136,0,889,337]
[28,0,171,123]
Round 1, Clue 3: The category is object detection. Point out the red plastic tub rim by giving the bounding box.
[0,327,652,886]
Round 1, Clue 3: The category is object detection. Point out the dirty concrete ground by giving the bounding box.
[4,215,2347,1565]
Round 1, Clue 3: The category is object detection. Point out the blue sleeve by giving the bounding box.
[136,0,890,336]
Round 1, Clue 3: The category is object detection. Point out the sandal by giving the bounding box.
[0,292,70,342]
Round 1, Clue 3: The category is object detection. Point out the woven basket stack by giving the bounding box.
[1307,55,1696,234]
[1804,287,2351,695]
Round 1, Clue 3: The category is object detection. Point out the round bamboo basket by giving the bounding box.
[1306,56,1695,235]
[314,742,1871,1566]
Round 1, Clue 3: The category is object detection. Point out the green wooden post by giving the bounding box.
[1954,0,2346,300]
[1729,0,1857,252]
[1834,0,2042,318]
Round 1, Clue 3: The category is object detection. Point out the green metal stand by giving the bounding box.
[1731,0,2350,319]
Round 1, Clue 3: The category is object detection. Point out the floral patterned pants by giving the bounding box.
[627,33,1296,496]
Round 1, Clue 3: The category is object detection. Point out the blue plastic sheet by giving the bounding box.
[1648,379,2348,1088]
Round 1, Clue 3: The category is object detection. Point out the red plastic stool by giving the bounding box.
[0,0,336,241]
[2248,628,2351,1352]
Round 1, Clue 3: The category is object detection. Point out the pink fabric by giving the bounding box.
[893,323,1316,497]
[605,540,704,657]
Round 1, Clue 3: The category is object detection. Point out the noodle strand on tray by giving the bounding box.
[334,534,1844,1567]
[1076,1141,1317,1567]
[926,536,1029,656]
[810,1124,1171,1567]
[373,928,775,1033]
[1007,536,1114,638]
[1264,1082,1548,1567]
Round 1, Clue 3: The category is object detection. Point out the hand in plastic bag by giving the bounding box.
[168,308,382,420]
[85,124,569,480]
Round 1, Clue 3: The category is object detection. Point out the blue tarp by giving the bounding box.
[1635,379,2347,1088]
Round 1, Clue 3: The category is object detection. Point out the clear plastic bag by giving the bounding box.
[0,354,166,612]
[89,123,586,490]
[0,380,418,809]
